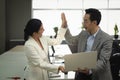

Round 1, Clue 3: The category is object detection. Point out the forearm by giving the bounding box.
[65,29,79,46]
[48,27,67,46]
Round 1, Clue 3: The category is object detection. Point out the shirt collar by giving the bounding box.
[88,28,100,38]
[93,28,100,37]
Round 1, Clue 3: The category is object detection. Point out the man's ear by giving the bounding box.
[92,20,97,25]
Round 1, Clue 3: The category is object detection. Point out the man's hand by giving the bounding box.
[61,13,67,28]
[58,66,65,73]
[76,68,89,75]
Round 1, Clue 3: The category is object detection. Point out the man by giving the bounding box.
[64,8,113,80]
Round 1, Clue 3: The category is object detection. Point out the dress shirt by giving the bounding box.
[85,28,100,74]
[85,28,99,52]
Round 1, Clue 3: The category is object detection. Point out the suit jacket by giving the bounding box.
[65,29,113,80]
[24,28,67,80]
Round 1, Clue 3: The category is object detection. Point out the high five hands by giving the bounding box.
[61,13,67,28]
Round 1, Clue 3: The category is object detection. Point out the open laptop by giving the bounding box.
[63,51,97,72]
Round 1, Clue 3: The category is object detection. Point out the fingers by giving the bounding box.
[75,67,89,75]
[61,13,66,21]
[58,66,65,72]
[60,66,65,72]
[61,12,67,28]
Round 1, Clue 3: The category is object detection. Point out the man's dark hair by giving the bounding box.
[85,8,101,25]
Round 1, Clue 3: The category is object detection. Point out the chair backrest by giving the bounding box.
[110,40,120,80]
[110,40,120,64]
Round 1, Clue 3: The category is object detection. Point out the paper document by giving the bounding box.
[49,72,60,78]
[64,51,97,71]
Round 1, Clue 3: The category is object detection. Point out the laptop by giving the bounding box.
[63,51,97,72]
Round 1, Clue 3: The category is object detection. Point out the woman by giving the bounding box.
[24,13,67,80]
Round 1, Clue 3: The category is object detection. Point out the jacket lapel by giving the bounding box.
[40,37,48,54]
[82,35,89,51]
[92,30,102,50]
[78,32,89,52]
[30,37,41,51]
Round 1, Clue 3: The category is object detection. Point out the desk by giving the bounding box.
[49,44,72,63]
[49,44,72,56]
[49,44,75,80]
[0,46,27,80]
[0,45,75,80]
[49,71,75,80]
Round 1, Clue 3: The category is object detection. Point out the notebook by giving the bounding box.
[63,51,97,71]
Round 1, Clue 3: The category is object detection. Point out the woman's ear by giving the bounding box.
[33,32,37,36]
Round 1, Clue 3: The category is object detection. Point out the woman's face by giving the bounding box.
[34,24,44,38]
[38,24,44,37]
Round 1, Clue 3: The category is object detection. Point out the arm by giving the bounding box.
[25,45,60,73]
[62,13,81,46]
[93,38,113,73]
[47,13,67,46]
[47,28,67,46]
[65,29,79,46]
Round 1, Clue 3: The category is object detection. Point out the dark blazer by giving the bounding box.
[65,29,113,80]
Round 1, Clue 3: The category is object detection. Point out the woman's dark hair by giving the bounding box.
[85,8,101,25]
[24,19,42,41]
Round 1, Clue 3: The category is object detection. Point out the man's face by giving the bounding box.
[83,14,94,33]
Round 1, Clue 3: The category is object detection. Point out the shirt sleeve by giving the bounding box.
[47,28,67,46]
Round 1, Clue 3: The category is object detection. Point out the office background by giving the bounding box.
[0,0,120,54]
[0,0,31,54]
[0,0,120,80]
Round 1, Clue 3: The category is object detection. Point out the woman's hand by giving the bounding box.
[61,13,67,28]
[58,66,65,73]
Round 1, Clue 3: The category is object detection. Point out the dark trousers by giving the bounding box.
[75,72,92,80]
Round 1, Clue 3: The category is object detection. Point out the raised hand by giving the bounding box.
[61,13,67,28]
